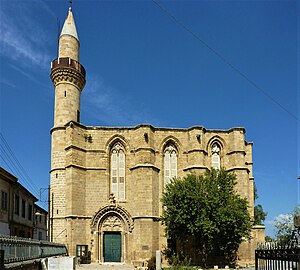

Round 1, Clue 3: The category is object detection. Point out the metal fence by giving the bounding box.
[255,242,300,270]
[0,235,67,264]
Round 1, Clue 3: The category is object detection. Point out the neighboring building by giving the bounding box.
[49,6,264,265]
[34,204,48,240]
[0,167,48,239]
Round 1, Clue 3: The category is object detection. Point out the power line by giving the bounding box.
[152,0,298,121]
[0,134,49,209]
[0,133,42,199]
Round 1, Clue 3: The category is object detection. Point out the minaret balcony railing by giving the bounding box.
[51,57,86,77]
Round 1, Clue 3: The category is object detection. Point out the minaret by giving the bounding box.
[50,6,85,127]
[49,6,85,245]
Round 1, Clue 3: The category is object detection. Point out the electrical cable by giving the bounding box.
[0,133,42,200]
[151,0,298,121]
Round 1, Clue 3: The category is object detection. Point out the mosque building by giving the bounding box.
[49,6,264,265]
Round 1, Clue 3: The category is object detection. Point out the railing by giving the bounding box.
[0,235,67,264]
[255,242,300,270]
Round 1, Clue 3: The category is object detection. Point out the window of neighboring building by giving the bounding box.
[28,204,32,221]
[14,195,20,215]
[164,144,177,187]
[22,199,26,218]
[1,191,8,211]
[110,143,125,200]
[211,142,221,170]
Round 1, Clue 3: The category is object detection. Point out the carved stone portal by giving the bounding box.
[102,216,122,231]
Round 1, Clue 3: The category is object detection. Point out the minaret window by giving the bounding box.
[111,143,125,200]
[164,145,177,187]
[77,110,80,122]
[211,143,221,170]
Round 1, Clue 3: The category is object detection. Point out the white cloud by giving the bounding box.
[82,74,153,126]
[0,1,52,70]
[9,64,52,90]
[265,220,275,225]
[0,78,16,89]
[274,214,293,223]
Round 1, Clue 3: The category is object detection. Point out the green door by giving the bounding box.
[104,232,121,262]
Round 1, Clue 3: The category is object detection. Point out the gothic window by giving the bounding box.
[211,142,221,170]
[164,145,177,187]
[111,143,125,200]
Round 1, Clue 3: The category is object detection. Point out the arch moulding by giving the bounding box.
[90,204,134,233]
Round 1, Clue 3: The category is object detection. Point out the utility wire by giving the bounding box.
[0,153,15,173]
[152,0,298,121]
[0,133,42,199]
[0,134,48,209]
[0,135,48,210]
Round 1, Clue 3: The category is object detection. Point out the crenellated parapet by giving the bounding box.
[50,57,86,90]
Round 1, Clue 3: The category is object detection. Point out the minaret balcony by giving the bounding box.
[50,57,86,90]
[51,57,86,77]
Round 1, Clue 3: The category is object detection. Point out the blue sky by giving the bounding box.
[0,0,298,237]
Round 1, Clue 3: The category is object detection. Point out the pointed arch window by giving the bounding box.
[164,145,177,187]
[211,143,221,170]
[111,143,125,200]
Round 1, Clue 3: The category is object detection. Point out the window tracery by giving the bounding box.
[164,144,177,187]
[111,143,125,200]
[211,142,221,170]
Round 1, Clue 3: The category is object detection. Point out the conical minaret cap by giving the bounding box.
[60,7,79,41]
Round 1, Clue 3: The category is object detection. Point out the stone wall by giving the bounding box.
[50,122,260,264]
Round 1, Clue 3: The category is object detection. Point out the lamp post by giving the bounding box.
[35,212,47,240]
[297,176,300,270]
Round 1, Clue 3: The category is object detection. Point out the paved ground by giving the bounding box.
[76,263,255,270]
[77,263,135,269]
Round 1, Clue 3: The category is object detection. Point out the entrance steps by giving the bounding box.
[78,263,135,269]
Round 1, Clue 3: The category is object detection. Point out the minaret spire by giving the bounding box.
[60,3,78,41]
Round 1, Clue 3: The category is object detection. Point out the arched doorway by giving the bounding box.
[90,204,134,263]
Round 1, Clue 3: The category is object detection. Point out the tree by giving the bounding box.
[274,205,300,244]
[253,183,267,225]
[265,235,273,242]
[161,169,252,267]
[254,204,267,225]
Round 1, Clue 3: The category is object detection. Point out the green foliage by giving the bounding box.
[163,267,195,270]
[161,169,252,266]
[254,183,258,201]
[265,235,273,242]
[147,256,156,270]
[168,251,191,267]
[253,183,267,225]
[274,205,300,244]
[254,204,267,225]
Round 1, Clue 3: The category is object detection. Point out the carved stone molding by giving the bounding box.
[102,216,122,230]
[51,67,86,90]
[90,205,134,233]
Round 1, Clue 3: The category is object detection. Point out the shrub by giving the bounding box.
[147,255,156,270]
